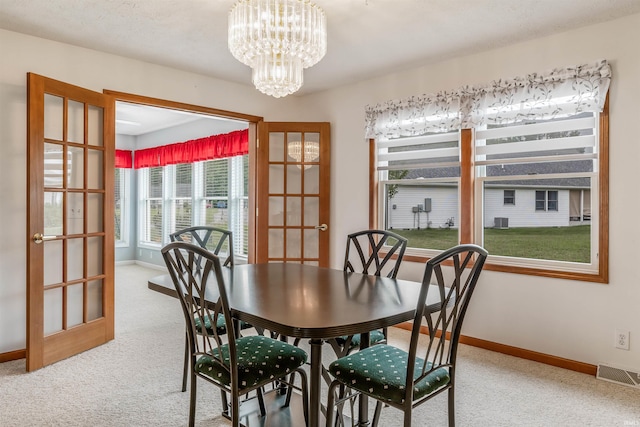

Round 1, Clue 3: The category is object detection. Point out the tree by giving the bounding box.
[387,169,408,199]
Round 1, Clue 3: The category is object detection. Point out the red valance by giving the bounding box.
[133,129,249,169]
[115,149,133,168]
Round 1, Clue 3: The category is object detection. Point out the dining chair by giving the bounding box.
[327,229,408,358]
[325,244,488,427]
[170,226,253,392]
[162,241,310,427]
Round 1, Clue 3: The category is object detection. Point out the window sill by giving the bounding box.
[395,250,607,283]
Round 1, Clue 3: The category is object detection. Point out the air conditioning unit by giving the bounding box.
[494,217,509,229]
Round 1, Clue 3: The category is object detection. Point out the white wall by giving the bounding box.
[0,29,300,353]
[2,13,640,370]
[297,13,640,369]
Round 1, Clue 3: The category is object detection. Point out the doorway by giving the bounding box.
[113,100,253,267]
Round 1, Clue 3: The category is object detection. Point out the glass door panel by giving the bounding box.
[304,197,320,226]
[286,197,302,226]
[268,197,284,226]
[87,236,104,277]
[269,132,285,161]
[257,123,330,266]
[43,288,63,335]
[67,100,84,144]
[87,193,103,233]
[87,105,104,146]
[44,144,64,189]
[68,146,85,189]
[43,94,63,141]
[269,165,284,193]
[87,280,104,320]
[44,191,63,235]
[67,283,85,327]
[43,240,63,287]
[304,165,320,193]
[286,229,302,259]
[67,238,84,281]
[268,229,284,258]
[67,192,84,234]
[87,149,104,189]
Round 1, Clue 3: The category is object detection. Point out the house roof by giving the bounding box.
[401,160,592,188]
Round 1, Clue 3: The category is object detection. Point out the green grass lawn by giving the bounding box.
[391,225,591,263]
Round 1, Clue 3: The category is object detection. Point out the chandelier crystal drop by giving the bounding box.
[228,0,327,98]
[252,53,304,98]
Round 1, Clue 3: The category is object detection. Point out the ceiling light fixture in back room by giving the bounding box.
[228,0,327,98]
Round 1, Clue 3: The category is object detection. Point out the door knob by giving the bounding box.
[314,224,328,232]
[33,233,55,244]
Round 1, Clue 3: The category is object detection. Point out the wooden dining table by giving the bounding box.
[148,262,435,427]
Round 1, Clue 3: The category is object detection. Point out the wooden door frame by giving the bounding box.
[103,91,263,262]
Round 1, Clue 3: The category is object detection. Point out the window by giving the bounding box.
[171,163,193,232]
[503,190,515,205]
[200,159,229,230]
[368,60,610,282]
[138,156,249,258]
[548,191,558,211]
[139,167,163,245]
[114,168,130,246]
[378,131,461,252]
[477,113,598,267]
[535,191,546,211]
[535,190,558,211]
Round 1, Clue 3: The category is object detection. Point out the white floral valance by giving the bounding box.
[365,60,611,139]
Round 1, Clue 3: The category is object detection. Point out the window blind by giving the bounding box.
[377,130,460,174]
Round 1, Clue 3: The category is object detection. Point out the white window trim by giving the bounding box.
[137,157,249,257]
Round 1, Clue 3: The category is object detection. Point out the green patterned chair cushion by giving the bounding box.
[334,330,386,348]
[194,314,251,335]
[328,344,450,404]
[195,335,308,390]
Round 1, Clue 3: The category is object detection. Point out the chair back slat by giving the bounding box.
[405,244,488,404]
[162,242,237,384]
[343,230,408,278]
[170,226,234,267]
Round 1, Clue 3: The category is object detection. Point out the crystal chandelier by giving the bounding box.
[287,140,319,169]
[228,0,327,98]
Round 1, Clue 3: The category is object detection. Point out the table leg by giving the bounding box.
[309,338,323,427]
[357,331,370,427]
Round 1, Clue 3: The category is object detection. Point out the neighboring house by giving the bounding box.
[387,183,590,230]
[386,183,458,230]
[386,160,592,230]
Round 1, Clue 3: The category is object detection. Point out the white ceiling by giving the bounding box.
[2,0,640,97]
[115,101,237,136]
[3,1,639,135]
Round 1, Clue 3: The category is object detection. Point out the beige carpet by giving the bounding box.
[0,264,638,426]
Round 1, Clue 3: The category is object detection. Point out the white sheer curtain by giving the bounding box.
[364,59,611,139]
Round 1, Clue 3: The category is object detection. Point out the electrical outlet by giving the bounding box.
[615,329,630,350]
